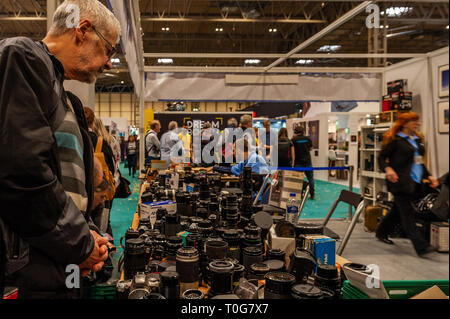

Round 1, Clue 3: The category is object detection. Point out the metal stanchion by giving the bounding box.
[348,165,354,222]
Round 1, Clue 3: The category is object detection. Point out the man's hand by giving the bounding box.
[385,167,399,183]
[79,230,109,276]
[428,176,439,188]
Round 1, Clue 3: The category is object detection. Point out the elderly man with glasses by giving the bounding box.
[0,0,120,299]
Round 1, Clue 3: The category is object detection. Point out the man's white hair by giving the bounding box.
[169,121,178,131]
[48,0,121,42]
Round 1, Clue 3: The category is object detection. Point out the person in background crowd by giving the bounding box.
[214,139,269,176]
[179,124,192,163]
[85,111,117,238]
[0,0,118,298]
[201,122,216,166]
[125,134,138,178]
[277,128,295,168]
[145,120,161,167]
[263,120,277,160]
[110,129,121,170]
[160,121,183,167]
[120,135,126,163]
[376,112,439,257]
[219,117,238,166]
[292,126,315,199]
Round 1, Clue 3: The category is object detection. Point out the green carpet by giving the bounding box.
[300,179,360,220]
[110,163,141,251]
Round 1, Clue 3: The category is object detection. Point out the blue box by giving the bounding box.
[304,235,336,268]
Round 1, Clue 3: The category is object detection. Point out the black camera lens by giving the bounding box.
[180,216,191,231]
[207,214,219,227]
[156,208,168,220]
[141,191,153,203]
[182,289,204,300]
[208,260,235,296]
[215,227,227,238]
[222,230,241,262]
[124,228,140,243]
[139,217,151,229]
[166,236,183,261]
[249,262,270,280]
[233,264,245,288]
[293,249,317,284]
[154,220,164,235]
[314,264,341,299]
[153,235,167,260]
[242,247,264,272]
[137,225,149,236]
[196,207,209,220]
[186,232,203,253]
[264,272,296,299]
[263,259,285,272]
[165,212,180,238]
[124,238,147,280]
[160,271,180,299]
[208,201,220,216]
[199,178,210,201]
[197,220,214,239]
[291,284,324,299]
[266,249,286,262]
[176,246,200,293]
[205,240,228,261]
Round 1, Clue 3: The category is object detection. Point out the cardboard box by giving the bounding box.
[430,222,449,252]
[303,235,336,267]
[140,200,177,220]
[410,285,448,299]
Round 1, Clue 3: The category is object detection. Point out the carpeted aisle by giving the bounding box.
[110,162,141,250]
[300,179,360,220]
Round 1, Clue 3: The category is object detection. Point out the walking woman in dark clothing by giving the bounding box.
[125,135,138,178]
[376,112,439,257]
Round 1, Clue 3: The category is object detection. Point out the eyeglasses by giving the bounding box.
[92,25,117,60]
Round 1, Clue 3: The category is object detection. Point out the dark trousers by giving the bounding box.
[376,184,429,254]
[295,164,315,197]
[127,154,137,176]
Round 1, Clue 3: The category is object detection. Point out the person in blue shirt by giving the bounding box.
[214,138,269,176]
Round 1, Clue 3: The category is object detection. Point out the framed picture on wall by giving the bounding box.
[438,101,449,134]
[438,64,449,98]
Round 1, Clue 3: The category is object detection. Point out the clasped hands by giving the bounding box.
[78,230,113,277]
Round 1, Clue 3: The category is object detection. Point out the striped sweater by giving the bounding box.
[55,97,88,214]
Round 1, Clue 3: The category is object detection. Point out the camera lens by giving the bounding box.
[141,191,153,203]
[291,284,324,299]
[233,264,245,288]
[176,246,200,293]
[272,215,285,225]
[156,208,167,220]
[145,293,166,300]
[124,228,140,242]
[264,272,296,299]
[197,220,214,239]
[263,259,285,272]
[180,216,191,231]
[186,232,203,253]
[314,264,341,299]
[208,201,220,216]
[207,214,219,228]
[128,289,150,299]
[166,236,183,261]
[165,212,180,238]
[196,207,209,220]
[222,230,241,262]
[153,235,167,260]
[249,262,270,281]
[293,249,317,284]
[116,279,132,300]
[205,240,228,261]
[242,247,264,273]
[208,260,235,296]
[242,225,262,251]
[160,271,180,299]
[124,238,148,280]
[266,249,286,262]
[320,287,336,300]
[139,217,151,229]
[182,289,204,300]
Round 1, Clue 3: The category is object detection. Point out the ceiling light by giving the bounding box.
[447,25,449,29]
[158,58,173,64]
[111,58,120,64]
[121,81,124,84]
[245,59,261,65]
[104,73,116,77]
[380,25,389,29]
[296,59,314,65]
[317,45,341,52]
[381,7,413,18]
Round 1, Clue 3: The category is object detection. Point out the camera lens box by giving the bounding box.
[430,222,449,252]
[303,235,336,269]
[140,200,177,220]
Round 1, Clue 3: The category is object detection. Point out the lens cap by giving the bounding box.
[254,211,273,231]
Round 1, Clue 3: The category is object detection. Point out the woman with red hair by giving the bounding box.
[376,112,439,257]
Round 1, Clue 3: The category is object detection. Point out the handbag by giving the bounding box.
[115,173,131,198]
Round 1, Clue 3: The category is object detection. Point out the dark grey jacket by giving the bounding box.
[0,37,95,298]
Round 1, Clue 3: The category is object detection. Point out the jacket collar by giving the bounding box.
[38,40,65,82]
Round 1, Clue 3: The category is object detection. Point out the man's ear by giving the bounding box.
[74,19,93,45]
